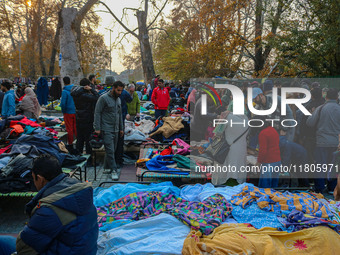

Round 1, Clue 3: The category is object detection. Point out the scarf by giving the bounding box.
[21,88,41,119]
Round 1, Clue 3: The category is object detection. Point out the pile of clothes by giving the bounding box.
[0,115,86,193]
[149,117,190,142]
[95,182,340,255]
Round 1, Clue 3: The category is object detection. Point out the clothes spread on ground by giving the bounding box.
[231,186,332,218]
[145,155,190,175]
[135,119,155,135]
[96,191,232,235]
[182,223,340,255]
[232,203,286,230]
[180,182,253,202]
[93,182,180,207]
[149,117,184,139]
[97,213,190,255]
[172,138,190,155]
[14,134,66,164]
[277,210,340,234]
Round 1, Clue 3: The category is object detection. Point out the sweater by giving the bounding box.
[306,100,340,147]
[126,91,141,115]
[1,90,16,117]
[151,87,170,110]
[60,85,76,114]
[258,126,281,164]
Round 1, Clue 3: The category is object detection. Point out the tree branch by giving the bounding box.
[148,27,169,36]
[75,0,99,27]
[147,0,168,30]
[145,0,149,20]
[99,1,139,38]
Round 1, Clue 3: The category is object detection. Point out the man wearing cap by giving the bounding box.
[252,86,295,142]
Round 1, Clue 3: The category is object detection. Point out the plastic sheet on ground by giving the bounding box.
[97,213,190,255]
[93,182,181,207]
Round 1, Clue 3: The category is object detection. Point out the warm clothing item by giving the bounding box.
[258,126,281,164]
[103,131,119,171]
[60,85,76,114]
[314,146,338,193]
[37,77,49,105]
[76,122,93,154]
[16,173,98,255]
[151,87,170,110]
[1,90,16,117]
[115,133,124,166]
[120,90,133,121]
[170,87,180,98]
[136,91,143,100]
[64,113,77,145]
[279,136,307,166]
[71,85,99,124]
[155,109,167,119]
[258,161,281,188]
[50,78,62,100]
[94,92,123,132]
[146,155,189,175]
[172,138,191,155]
[20,88,41,119]
[126,91,141,116]
[307,100,340,147]
[150,117,184,139]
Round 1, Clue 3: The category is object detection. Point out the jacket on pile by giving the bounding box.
[119,90,133,120]
[60,85,76,114]
[50,79,62,100]
[151,87,170,110]
[37,77,49,106]
[150,117,184,138]
[126,91,141,116]
[71,86,99,125]
[94,92,123,132]
[16,173,98,255]
[1,90,16,117]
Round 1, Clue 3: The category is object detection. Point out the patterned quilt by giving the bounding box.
[97,191,232,235]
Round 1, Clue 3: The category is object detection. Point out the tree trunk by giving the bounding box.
[60,8,84,85]
[49,11,62,76]
[37,0,46,76]
[137,11,155,84]
[254,0,263,76]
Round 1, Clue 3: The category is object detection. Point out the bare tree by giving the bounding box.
[99,0,168,83]
[59,0,98,84]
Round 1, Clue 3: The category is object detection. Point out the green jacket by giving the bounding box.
[126,91,141,115]
[94,92,123,132]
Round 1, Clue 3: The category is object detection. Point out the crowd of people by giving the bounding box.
[190,79,340,194]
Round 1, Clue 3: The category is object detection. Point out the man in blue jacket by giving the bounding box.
[60,77,77,145]
[16,154,98,254]
[1,81,16,117]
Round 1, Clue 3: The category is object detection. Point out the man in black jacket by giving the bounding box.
[71,78,99,155]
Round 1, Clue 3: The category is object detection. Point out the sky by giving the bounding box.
[95,0,173,74]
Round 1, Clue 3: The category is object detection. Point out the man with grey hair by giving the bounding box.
[126,84,141,121]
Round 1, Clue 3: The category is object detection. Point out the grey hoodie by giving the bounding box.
[307,100,340,147]
[94,91,123,132]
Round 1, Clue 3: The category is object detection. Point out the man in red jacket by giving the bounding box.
[151,79,170,119]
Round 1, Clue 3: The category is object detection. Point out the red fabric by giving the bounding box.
[258,126,281,164]
[10,116,41,128]
[151,87,170,110]
[166,87,171,92]
[0,145,12,155]
[64,113,77,145]
[9,124,24,136]
[160,146,173,156]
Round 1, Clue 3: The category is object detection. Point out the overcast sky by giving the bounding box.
[95,0,172,74]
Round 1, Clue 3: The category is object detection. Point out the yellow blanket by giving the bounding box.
[182,223,340,255]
